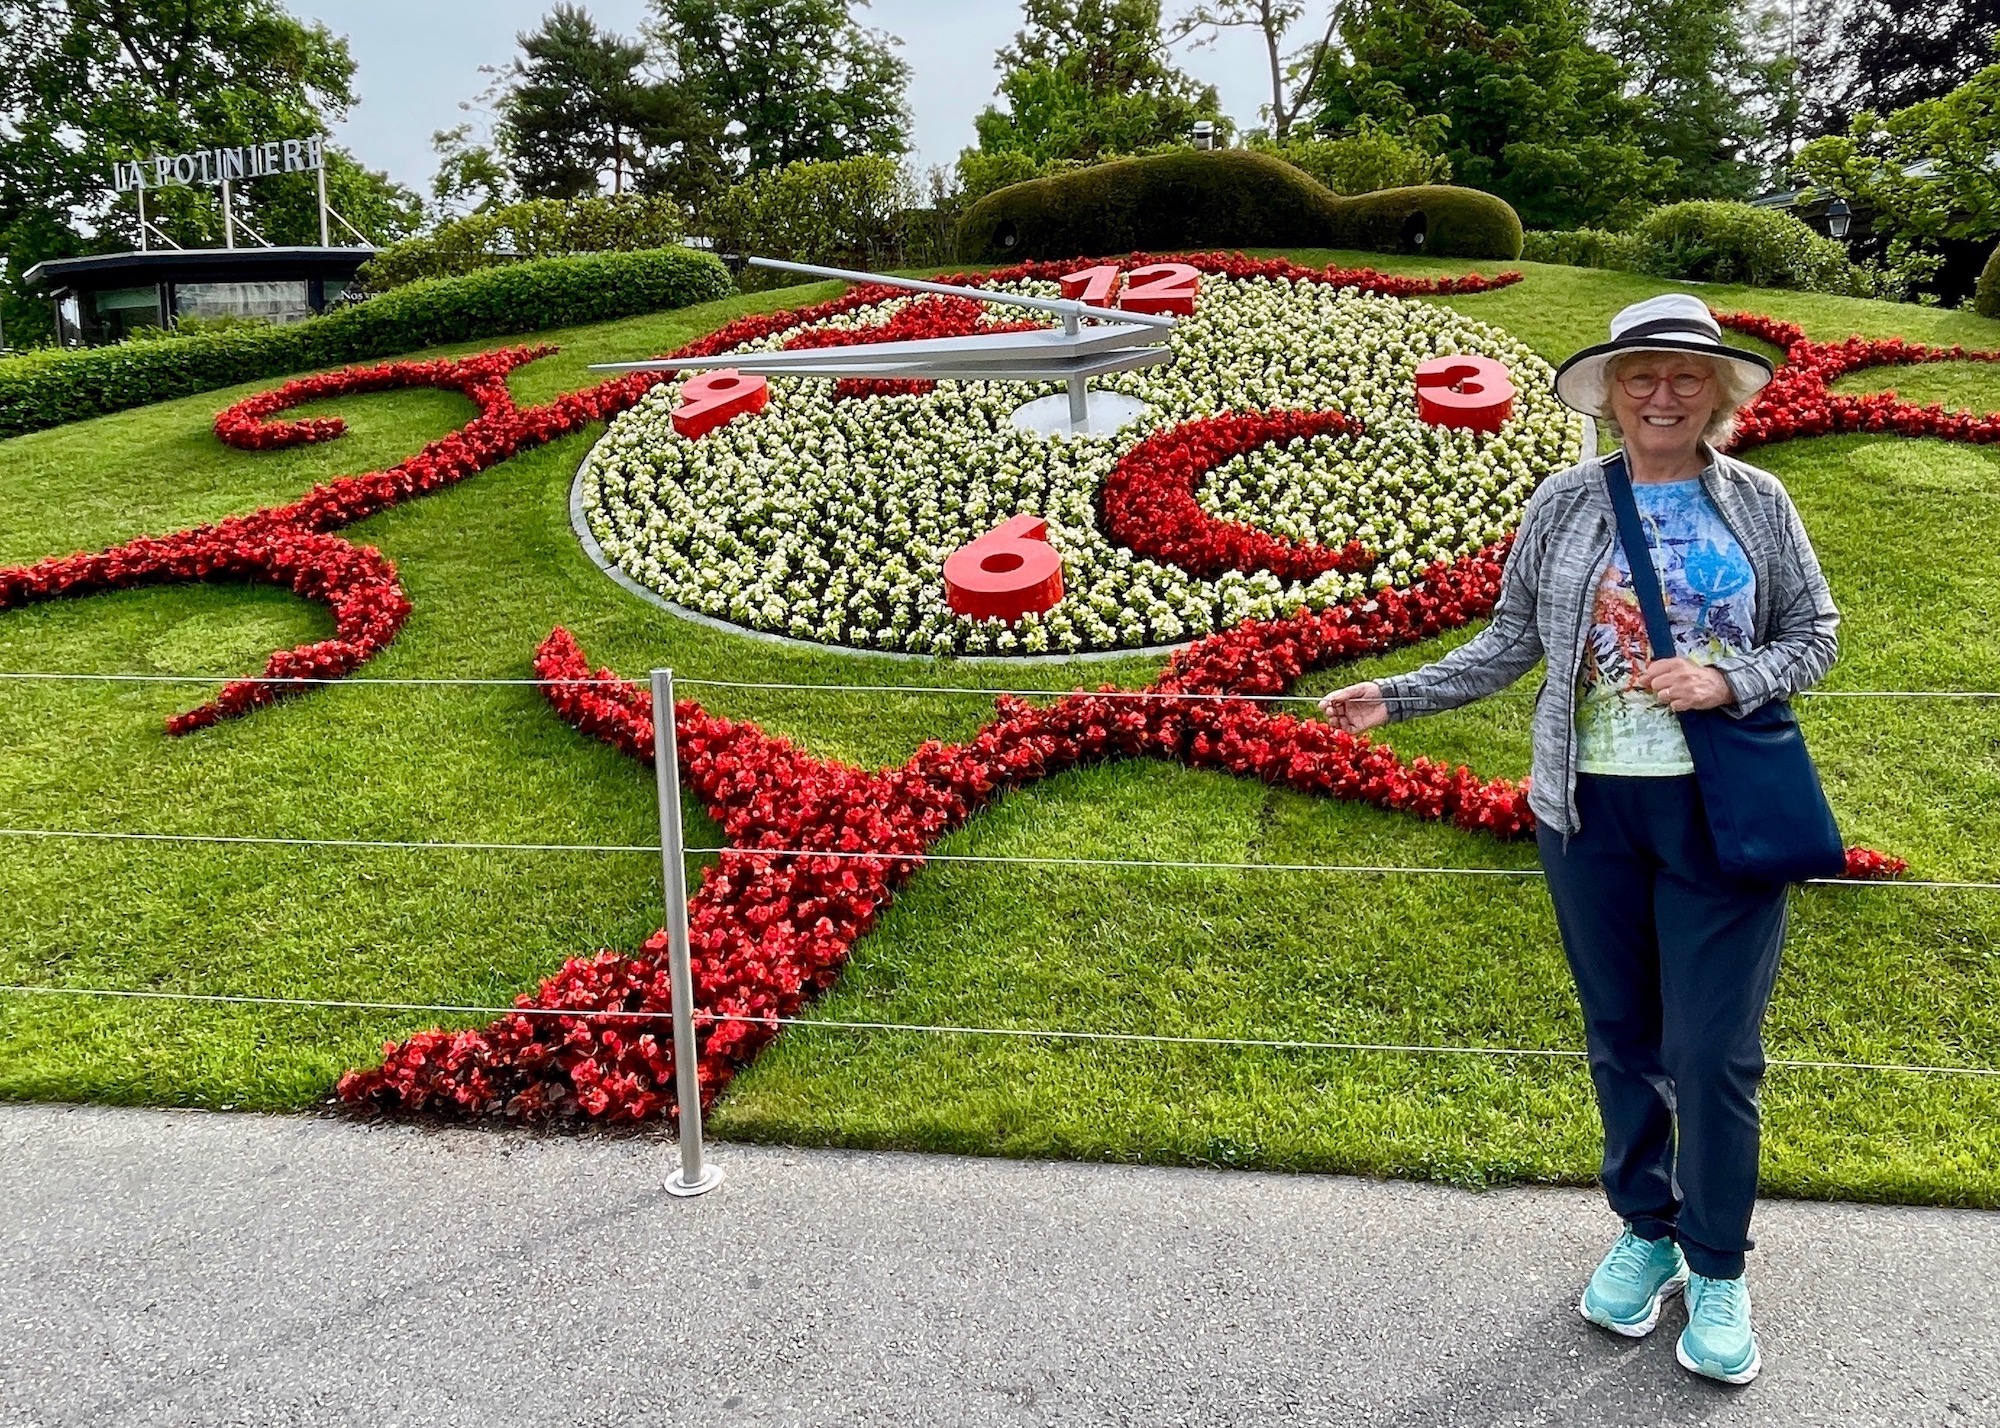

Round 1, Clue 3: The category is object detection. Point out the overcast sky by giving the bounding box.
[298,1,1278,198]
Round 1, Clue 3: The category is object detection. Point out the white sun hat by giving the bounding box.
[1552,292,1775,418]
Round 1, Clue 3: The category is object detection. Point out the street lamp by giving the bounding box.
[1826,197,1852,240]
[1192,120,1215,151]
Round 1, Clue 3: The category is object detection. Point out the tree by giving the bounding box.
[1826,0,2000,129]
[1307,0,1675,229]
[430,122,517,217]
[974,0,1226,163]
[0,0,416,344]
[495,5,718,200]
[1592,0,1761,200]
[647,0,910,176]
[1171,1,1340,142]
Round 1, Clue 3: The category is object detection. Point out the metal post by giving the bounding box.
[137,187,149,253]
[1063,310,1089,434]
[221,177,235,250]
[652,668,723,1197]
[316,164,331,247]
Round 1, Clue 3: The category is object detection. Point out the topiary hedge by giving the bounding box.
[0,247,731,439]
[1324,184,1522,262]
[956,149,1521,262]
[1976,238,2000,319]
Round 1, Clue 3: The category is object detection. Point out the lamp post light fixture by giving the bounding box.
[1826,197,1852,241]
[1192,120,1215,151]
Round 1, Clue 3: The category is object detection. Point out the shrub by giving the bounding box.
[956,149,1521,261]
[359,195,688,291]
[702,156,913,272]
[1976,239,2000,319]
[1522,228,1643,270]
[0,247,731,439]
[1629,201,1873,295]
[1324,185,1523,261]
[1246,131,1450,195]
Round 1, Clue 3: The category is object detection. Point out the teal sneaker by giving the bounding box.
[1677,1273,1762,1384]
[1579,1229,1689,1337]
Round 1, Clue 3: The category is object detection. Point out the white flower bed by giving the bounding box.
[579,274,1578,656]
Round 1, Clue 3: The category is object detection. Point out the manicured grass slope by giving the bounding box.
[2,260,1996,1204]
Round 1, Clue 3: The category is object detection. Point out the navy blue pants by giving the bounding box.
[1536,774,1789,1279]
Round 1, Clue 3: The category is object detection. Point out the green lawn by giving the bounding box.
[2,254,1998,1204]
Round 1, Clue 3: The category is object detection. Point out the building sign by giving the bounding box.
[112,137,325,193]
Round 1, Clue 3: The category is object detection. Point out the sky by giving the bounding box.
[298,1,1280,199]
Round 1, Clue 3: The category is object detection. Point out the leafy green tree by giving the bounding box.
[1794,59,2000,288]
[1592,0,1762,200]
[974,0,1226,163]
[647,0,910,175]
[430,122,518,217]
[1307,0,1675,229]
[0,0,417,344]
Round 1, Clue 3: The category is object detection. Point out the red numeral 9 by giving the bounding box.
[1414,356,1516,433]
[672,368,770,439]
[943,514,1065,622]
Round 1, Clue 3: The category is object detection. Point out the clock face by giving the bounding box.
[578,263,1580,658]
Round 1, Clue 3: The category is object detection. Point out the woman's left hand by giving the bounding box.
[1637,657,1736,712]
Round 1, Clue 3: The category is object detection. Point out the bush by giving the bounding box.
[1246,132,1450,195]
[0,247,732,439]
[956,149,1521,262]
[1976,239,2000,319]
[1629,201,1873,295]
[1324,185,1523,261]
[358,195,688,291]
[702,156,913,273]
[1522,228,1643,270]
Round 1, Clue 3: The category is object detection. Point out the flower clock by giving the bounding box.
[3,253,1987,1124]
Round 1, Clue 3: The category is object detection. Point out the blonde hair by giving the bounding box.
[1593,351,1765,450]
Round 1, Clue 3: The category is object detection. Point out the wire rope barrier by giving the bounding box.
[2,670,1999,702]
[2,826,1997,890]
[1,984,1994,1081]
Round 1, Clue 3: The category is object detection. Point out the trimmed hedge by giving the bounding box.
[1976,238,2000,319]
[358,195,688,291]
[0,247,731,439]
[1325,185,1522,262]
[1522,228,1643,270]
[956,149,1521,262]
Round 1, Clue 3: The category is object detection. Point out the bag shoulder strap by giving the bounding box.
[1600,452,1678,659]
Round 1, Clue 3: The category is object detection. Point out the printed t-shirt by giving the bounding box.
[1575,474,1756,776]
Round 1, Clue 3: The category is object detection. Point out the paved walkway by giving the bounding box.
[1,1104,1993,1427]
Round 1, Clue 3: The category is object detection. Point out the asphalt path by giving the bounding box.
[1,1103,1993,1427]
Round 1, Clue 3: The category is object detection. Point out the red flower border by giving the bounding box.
[1099,409,1377,580]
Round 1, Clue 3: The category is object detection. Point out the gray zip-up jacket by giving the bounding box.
[1374,445,1840,836]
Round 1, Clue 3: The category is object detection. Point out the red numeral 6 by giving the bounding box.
[1117,262,1201,316]
[1415,355,1516,434]
[943,514,1065,622]
[672,368,769,439]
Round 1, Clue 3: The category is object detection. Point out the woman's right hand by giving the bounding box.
[1318,681,1389,734]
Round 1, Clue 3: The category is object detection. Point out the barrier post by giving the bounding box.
[652,667,723,1196]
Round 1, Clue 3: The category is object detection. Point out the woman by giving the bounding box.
[1320,293,1839,1386]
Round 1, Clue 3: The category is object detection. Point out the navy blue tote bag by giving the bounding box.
[1601,454,1847,886]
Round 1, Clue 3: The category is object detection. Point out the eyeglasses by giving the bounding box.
[1616,370,1713,399]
